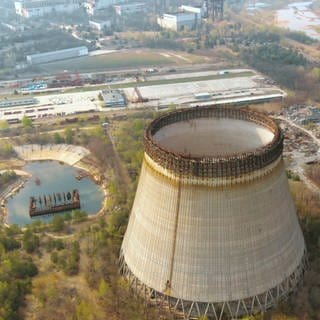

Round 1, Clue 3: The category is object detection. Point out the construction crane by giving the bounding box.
[133,87,148,103]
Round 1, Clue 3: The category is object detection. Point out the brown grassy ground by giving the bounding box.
[249,101,282,113]
[39,49,210,74]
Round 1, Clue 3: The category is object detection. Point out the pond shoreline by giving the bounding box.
[1,144,107,227]
[0,176,29,226]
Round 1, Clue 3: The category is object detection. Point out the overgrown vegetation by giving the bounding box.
[50,241,80,276]
[285,31,317,45]
[306,163,320,188]
[0,170,17,187]
[105,111,154,236]
[243,43,307,66]
[241,43,311,91]
[114,117,146,182]
[0,226,38,320]
[0,141,14,159]
[281,180,320,318]
[0,111,163,318]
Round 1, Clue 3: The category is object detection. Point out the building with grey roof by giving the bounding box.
[15,0,82,18]
[89,19,111,31]
[100,89,127,108]
[26,46,88,65]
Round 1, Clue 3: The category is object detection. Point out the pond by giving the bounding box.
[6,161,104,226]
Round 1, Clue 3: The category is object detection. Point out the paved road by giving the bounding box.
[277,116,320,147]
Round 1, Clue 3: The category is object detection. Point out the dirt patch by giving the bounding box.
[0,159,26,170]
[249,102,282,113]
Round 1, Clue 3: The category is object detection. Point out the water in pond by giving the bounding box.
[6,161,104,226]
[277,1,320,40]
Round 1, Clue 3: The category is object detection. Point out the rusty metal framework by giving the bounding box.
[145,106,283,179]
[119,250,308,320]
[205,0,224,21]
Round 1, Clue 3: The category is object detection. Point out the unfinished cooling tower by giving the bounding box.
[120,106,307,319]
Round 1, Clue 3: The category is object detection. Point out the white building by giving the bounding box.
[89,19,111,31]
[14,0,82,18]
[179,5,203,19]
[113,3,146,15]
[157,12,197,31]
[26,46,88,65]
[84,0,119,14]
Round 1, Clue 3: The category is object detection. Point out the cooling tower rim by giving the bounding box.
[145,106,283,178]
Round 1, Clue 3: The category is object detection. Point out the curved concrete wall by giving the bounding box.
[14,144,89,166]
[121,157,305,303]
[153,118,274,157]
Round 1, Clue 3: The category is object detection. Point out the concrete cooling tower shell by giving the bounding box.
[120,107,307,319]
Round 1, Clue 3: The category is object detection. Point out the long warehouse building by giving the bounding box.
[15,0,82,18]
[26,46,88,65]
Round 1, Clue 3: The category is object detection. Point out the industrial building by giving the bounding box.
[157,12,198,31]
[14,0,82,18]
[84,0,120,14]
[120,107,307,319]
[114,2,146,15]
[26,46,88,65]
[100,89,127,108]
[0,98,38,108]
[179,4,203,19]
[89,19,111,31]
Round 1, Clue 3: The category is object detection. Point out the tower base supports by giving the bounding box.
[119,250,308,320]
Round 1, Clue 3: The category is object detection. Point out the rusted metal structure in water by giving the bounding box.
[29,189,80,217]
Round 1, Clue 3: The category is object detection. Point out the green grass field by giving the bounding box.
[39,50,208,74]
